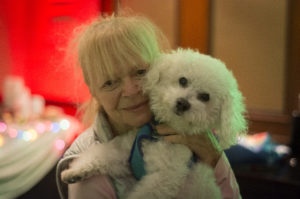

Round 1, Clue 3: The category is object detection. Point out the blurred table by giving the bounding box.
[0,115,81,199]
[224,132,300,199]
[226,144,300,198]
[233,160,300,199]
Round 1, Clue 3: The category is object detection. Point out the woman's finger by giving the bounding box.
[163,135,187,145]
[155,124,177,135]
[163,133,222,167]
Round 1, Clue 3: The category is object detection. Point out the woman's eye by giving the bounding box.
[101,80,119,91]
[103,80,113,87]
[136,69,147,76]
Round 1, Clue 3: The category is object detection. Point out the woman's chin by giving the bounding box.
[128,111,152,128]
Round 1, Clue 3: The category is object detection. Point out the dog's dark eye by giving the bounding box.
[179,77,188,87]
[197,93,210,102]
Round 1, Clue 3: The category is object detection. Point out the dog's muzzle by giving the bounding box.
[175,98,190,115]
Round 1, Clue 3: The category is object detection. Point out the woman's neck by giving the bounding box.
[107,116,133,136]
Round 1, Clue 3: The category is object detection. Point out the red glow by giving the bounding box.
[1,0,114,103]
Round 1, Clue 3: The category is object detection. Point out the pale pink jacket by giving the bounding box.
[56,113,241,199]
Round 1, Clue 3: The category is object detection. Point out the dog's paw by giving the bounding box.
[61,169,89,184]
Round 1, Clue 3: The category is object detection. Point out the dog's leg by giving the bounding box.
[177,163,222,199]
[127,170,187,199]
[61,130,137,183]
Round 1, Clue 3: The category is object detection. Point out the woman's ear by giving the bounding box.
[218,90,248,149]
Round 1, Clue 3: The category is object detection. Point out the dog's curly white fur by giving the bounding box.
[61,48,247,199]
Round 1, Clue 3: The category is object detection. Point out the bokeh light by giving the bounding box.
[45,121,53,132]
[55,139,65,150]
[51,122,60,133]
[0,135,4,147]
[8,128,18,138]
[35,122,46,134]
[59,119,70,130]
[27,129,38,141]
[17,130,24,139]
[22,131,32,141]
[0,122,7,133]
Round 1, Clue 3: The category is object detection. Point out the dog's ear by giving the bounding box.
[143,62,161,94]
[218,89,248,149]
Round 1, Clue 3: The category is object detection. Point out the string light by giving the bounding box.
[51,122,60,133]
[0,118,71,143]
[55,139,66,150]
[22,131,32,141]
[35,122,46,134]
[23,129,38,141]
[59,119,70,130]
[0,135,4,147]
[45,121,53,132]
[17,130,24,139]
[8,128,18,138]
[0,122,7,133]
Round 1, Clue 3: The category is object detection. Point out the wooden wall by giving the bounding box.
[210,0,288,113]
[286,0,300,114]
[207,0,292,143]
[120,0,180,48]
[179,0,210,54]
[245,0,299,144]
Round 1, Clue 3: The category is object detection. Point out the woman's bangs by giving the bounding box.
[84,16,161,89]
[108,31,149,72]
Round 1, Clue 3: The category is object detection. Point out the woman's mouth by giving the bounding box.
[123,101,148,112]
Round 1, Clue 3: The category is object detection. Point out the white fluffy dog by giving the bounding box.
[61,48,247,199]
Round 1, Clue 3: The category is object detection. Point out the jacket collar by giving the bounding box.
[92,111,114,143]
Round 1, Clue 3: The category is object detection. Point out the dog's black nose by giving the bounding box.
[176,98,190,114]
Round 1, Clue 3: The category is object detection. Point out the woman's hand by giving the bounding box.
[156,124,222,168]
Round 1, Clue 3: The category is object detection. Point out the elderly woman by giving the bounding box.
[56,14,241,199]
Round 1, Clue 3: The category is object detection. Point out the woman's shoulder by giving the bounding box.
[63,127,97,158]
[62,111,114,159]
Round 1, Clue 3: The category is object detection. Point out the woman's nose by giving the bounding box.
[122,77,141,97]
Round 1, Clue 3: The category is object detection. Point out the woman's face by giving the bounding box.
[94,63,152,134]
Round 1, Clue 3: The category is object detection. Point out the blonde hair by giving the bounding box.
[72,14,170,125]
